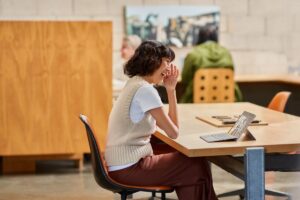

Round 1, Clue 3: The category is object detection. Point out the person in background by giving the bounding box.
[105,40,217,200]
[115,35,142,81]
[121,35,142,61]
[113,35,142,95]
[180,24,243,103]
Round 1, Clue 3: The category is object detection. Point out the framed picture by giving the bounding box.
[125,5,220,48]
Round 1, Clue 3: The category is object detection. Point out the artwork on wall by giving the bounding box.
[125,5,220,48]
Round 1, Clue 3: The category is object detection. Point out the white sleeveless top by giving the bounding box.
[108,84,163,171]
[105,76,163,171]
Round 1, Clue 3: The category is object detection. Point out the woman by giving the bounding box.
[105,40,217,200]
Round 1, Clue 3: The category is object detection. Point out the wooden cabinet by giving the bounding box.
[0,21,112,173]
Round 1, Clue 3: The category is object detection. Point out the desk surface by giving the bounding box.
[154,102,300,157]
[235,74,300,85]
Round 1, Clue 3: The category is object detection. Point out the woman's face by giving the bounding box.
[151,57,171,84]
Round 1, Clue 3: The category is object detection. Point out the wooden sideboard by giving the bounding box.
[0,21,112,173]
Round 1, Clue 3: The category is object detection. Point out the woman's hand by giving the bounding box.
[163,64,179,91]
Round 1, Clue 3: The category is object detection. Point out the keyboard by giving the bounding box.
[200,133,238,143]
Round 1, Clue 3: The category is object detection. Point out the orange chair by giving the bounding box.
[267,91,294,200]
[268,91,300,155]
[267,91,291,112]
[79,114,174,200]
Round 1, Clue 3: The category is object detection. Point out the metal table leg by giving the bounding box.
[244,147,265,200]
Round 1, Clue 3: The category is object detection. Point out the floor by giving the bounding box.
[0,159,299,200]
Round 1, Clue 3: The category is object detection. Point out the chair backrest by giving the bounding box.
[267,91,291,112]
[193,68,235,103]
[79,114,129,193]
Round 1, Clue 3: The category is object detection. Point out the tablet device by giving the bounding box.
[200,111,256,142]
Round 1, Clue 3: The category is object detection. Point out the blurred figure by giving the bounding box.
[180,24,242,103]
[114,35,142,94]
[121,35,142,61]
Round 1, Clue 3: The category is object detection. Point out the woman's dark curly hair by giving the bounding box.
[124,40,175,77]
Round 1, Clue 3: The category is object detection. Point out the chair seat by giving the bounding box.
[122,184,173,192]
[107,176,173,192]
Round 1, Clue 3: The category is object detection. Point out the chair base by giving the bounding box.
[151,191,167,200]
[217,188,292,200]
[119,191,170,200]
[217,188,244,199]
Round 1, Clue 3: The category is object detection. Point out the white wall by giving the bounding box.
[1,0,300,76]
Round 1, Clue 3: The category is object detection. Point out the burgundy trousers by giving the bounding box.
[109,151,217,200]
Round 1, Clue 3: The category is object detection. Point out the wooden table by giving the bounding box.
[154,102,300,200]
[235,74,300,85]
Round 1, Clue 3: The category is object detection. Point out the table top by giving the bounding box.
[235,74,300,85]
[154,102,300,157]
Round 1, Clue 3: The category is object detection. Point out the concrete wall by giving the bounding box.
[1,0,300,76]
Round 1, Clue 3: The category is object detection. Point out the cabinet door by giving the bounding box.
[0,21,112,155]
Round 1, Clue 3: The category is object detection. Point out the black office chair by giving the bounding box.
[79,114,174,200]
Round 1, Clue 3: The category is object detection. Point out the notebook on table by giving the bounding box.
[196,114,268,127]
[200,111,256,143]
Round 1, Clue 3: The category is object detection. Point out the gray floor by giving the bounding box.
[0,159,299,200]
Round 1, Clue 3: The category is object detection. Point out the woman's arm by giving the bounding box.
[149,107,178,139]
[149,64,179,139]
[164,64,179,126]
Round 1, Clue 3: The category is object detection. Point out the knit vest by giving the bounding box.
[104,76,155,166]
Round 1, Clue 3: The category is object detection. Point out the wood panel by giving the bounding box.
[0,21,112,156]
